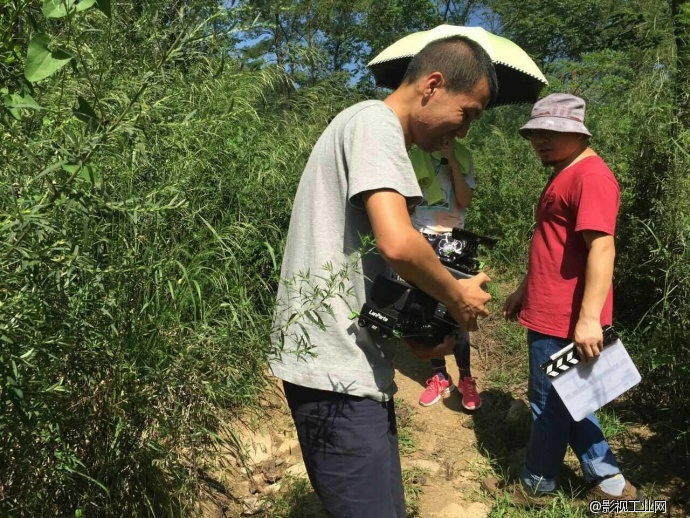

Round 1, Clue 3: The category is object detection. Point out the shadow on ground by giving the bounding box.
[470,388,534,478]
[605,401,690,514]
[470,390,690,514]
[394,344,436,390]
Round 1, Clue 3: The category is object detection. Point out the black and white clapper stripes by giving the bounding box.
[539,326,619,379]
[542,348,580,378]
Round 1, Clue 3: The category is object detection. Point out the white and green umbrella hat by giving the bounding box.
[368,25,548,107]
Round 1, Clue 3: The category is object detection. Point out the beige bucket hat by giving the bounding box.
[519,93,591,138]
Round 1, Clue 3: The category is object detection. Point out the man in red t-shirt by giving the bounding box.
[486,94,641,504]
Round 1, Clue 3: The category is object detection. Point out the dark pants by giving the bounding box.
[430,330,471,374]
[283,381,405,518]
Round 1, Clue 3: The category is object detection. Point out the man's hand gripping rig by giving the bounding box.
[351,229,497,346]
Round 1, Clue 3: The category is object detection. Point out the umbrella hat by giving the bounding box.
[368,25,548,107]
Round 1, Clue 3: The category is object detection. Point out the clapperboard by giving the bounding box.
[540,326,642,421]
[540,325,619,379]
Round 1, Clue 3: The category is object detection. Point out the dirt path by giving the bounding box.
[392,341,495,518]
[205,320,690,517]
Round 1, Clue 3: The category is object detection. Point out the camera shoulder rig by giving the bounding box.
[350,228,497,346]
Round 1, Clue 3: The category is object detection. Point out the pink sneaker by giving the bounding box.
[458,377,481,410]
[419,373,455,407]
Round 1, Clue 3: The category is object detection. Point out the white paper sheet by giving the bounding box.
[551,339,641,422]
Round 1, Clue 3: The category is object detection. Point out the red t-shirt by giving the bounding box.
[519,155,620,339]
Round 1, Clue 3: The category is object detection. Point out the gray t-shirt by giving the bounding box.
[269,100,422,402]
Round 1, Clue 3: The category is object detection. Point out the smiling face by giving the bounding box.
[410,73,490,153]
[528,129,587,166]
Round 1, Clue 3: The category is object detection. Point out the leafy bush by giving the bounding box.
[0,1,355,514]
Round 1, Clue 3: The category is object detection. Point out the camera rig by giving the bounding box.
[350,228,497,346]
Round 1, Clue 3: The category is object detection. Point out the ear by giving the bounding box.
[420,71,445,99]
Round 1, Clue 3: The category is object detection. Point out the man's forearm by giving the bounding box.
[579,241,615,321]
[362,189,485,321]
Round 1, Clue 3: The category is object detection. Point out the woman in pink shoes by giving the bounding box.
[409,140,482,411]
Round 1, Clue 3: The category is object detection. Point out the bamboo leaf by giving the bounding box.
[25,34,72,82]
[264,241,277,271]
[73,95,101,131]
[75,0,97,13]
[42,0,96,18]
[42,0,75,18]
[4,92,42,120]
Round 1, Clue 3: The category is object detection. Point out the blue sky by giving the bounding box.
[235,6,498,86]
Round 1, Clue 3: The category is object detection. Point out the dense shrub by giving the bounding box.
[0,1,354,514]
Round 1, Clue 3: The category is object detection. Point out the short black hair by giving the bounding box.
[402,36,498,102]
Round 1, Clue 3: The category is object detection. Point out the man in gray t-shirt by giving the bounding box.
[270,36,497,518]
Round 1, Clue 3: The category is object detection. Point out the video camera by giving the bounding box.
[352,228,497,346]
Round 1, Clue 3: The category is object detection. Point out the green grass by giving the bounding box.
[487,492,589,518]
[484,316,529,394]
[402,467,428,517]
[264,477,324,518]
[595,408,628,441]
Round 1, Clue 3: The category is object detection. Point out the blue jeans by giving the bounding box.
[521,330,621,494]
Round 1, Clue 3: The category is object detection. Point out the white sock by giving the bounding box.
[598,474,625,496]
